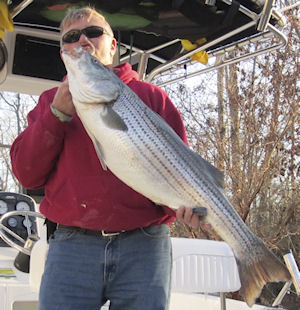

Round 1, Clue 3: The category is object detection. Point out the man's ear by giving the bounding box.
[110,38,117,58]
[60,48,64,61]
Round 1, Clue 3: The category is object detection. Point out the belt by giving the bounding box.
[58,224,127,237]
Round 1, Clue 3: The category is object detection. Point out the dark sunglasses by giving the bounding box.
[62,26,110,44]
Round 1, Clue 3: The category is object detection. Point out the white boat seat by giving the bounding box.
[171,237,241,293]
[29,239,48,293]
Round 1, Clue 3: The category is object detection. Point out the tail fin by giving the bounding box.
[237,245,291,307]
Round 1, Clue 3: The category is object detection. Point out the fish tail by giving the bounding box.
[238,245,291,306]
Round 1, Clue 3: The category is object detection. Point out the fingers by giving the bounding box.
[52,80,76,116]
[176,206,185,221]
[176,206,201,230]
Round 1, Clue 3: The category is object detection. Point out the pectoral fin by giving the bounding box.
[100,104,128,131]
[84,126,107,170]
[92,138,107,171]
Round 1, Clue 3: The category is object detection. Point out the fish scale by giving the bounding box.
[62,48,291,306]
[114,94,208,202]
[130,113,229,226]
[111,92,196,206]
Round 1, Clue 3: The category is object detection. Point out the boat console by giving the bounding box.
[0,192,42,310]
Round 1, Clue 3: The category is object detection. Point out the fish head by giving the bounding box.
[61,47,121,105]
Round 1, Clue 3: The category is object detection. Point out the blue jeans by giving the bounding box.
[38,225,172,310]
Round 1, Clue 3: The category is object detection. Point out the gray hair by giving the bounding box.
[60,6,114,37]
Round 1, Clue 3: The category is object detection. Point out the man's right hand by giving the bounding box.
[52,79,76,116]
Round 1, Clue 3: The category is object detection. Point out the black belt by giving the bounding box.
[58,224,129,237]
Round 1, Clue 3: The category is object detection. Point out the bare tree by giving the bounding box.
[0,92,37,191]
[166,5,299,306]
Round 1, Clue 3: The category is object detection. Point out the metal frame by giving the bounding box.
[8,0,34,19]
[148,23,287,86]
[272,251,300,307]
[116,0,287,86]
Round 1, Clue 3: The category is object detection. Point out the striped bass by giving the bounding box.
[62,48,291,306]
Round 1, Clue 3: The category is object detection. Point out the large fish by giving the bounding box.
[62,48,291,306]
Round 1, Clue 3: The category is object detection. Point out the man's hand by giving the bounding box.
[52,79,76,116]
[176,206,211,231]
[176,206,201,229]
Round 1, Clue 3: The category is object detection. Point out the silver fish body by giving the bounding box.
[62,48,291,306]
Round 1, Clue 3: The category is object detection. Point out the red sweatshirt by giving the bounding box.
[10,63,188,231]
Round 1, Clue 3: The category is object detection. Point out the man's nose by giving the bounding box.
[78,33,88,42]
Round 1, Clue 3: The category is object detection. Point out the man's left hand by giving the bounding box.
[176,206,201,229]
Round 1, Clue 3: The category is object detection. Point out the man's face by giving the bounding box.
[61,15,116,66]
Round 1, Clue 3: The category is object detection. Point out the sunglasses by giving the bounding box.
[62,26,111,44]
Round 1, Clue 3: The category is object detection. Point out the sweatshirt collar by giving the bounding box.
[114,62,140,84]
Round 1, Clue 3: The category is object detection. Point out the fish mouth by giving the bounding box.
[62,47,105,68]
[62,47,85,59]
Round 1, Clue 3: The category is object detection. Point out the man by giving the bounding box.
[10,6,200,310]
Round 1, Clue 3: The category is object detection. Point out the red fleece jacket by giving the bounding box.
[10,63,188,231]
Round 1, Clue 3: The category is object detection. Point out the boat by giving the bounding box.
[0,1,298,310]
[1,192,295,310]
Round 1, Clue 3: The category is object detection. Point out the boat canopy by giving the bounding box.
[0,0,287,92]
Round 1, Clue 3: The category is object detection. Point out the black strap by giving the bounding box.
[44,218,57,241]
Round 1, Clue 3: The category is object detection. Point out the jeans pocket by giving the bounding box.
[140,224,170,239]
[50,228,77,242]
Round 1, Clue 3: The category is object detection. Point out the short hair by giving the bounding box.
[60,6,114,37]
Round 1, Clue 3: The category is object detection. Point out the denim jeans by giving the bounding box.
[38,224,172,310]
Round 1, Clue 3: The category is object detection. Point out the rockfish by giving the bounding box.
[62,48,291,306]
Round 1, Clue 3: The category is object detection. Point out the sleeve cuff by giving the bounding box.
[50,104,73,122]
